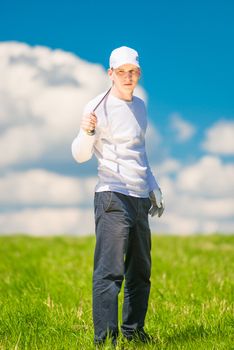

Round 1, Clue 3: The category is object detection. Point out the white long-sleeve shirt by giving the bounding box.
[71,91,159,198]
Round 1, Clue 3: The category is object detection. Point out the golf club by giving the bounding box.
[87,87,112,135]
[92,86,112,112]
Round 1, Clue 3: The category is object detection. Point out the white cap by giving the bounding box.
[109,46,140,69]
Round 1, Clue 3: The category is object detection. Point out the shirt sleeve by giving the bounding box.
[71,128,96,163]
[71,102,96,163]
[142,101,160,192]
[144,151,160,192]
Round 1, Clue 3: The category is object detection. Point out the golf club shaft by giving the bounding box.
[92,87,112,113]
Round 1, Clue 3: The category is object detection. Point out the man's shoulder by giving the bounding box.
[133,95,145,104]
[133,95,147,110]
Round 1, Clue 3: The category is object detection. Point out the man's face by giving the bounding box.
[108,64,141,93]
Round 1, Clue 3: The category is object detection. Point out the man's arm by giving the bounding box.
[145,152,160,192]
[71,128,96,163]
[71,112,97,163]
[145,153,165,217]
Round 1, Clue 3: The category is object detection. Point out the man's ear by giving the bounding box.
[107,68,114,84]
[107,68,113,77]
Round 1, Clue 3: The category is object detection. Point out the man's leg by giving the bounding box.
[92,191,132,344]
[121,197,152,338]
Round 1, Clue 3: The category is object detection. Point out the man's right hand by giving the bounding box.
[81,112,97,134]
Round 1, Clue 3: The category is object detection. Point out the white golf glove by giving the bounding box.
[149,188,165,218]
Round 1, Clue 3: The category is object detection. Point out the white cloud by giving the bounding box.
[170,113,196,142]
[176,155,234,197]
[0,169,97,206]
[0,159,233,235]
[1,203,233,236]
[202,120,234,155]
[0,41,148,169]
[0,208,94,236]
[145,122,162,158]
[0,125,45,167]
[150,213,234,235]
[156,158,182,176]
[150,156,234,234]
[167,195,234,220]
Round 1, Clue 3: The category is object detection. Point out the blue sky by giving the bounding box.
[0,0,233,234]
[1,0,233,121]
[1,0,233,163]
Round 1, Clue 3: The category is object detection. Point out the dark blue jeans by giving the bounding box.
[92,191,152,343]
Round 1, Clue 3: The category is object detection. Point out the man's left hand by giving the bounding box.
[149,188,165,218]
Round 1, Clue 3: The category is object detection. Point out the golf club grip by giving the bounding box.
[92,87,111,113]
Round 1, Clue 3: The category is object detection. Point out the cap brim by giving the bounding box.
[111,60,140,69]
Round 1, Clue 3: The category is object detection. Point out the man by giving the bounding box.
[71,46,164,346]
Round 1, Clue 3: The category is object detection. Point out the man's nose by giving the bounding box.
[126,71,132,77]
[124,72,133,80]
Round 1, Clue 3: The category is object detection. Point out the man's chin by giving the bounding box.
[122,85,134,91]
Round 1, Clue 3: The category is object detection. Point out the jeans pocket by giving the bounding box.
[102,191,113,212]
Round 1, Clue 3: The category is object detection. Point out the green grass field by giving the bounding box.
[0,234,233,349]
